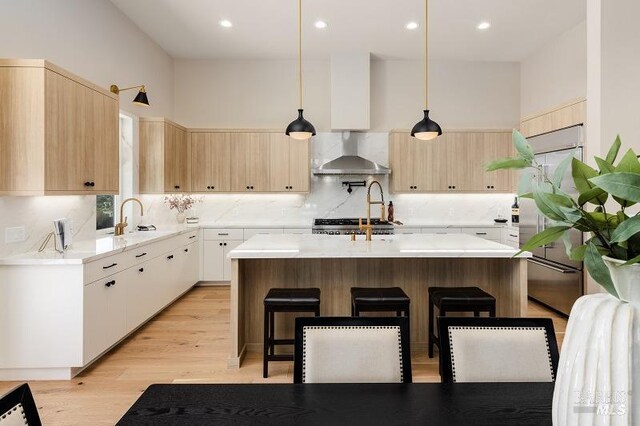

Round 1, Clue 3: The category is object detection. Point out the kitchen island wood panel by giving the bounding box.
[227,234,529,368]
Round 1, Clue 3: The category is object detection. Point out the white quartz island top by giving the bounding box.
[228,233,530,259]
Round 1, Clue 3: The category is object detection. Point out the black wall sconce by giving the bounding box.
[110,84,150,106]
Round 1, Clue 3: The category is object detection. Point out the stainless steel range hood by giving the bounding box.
[313,131,390,175]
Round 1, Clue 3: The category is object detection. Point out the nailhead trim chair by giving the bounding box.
[0,384,41,426]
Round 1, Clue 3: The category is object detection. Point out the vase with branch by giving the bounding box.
[164,194,202,224]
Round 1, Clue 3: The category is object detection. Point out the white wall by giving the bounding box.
[0,0,174,118]
[174,58,521,130]
[520,21,587,118]
[0,0,174,257]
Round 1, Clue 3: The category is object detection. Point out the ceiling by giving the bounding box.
[110,0,586,61]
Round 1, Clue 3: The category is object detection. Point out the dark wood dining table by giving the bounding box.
[117,382,554,425]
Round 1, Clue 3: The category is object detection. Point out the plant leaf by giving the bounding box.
[594,157,615,174]
[612,149,640,207]
[513,130,534,161]
[569,245,587,261]
[519,226,571,253]
[584,243,618,298]
[623,254,640,266]
[518,169,536,196]
[577,187,607,206]
[552,152,575,189]
[533,190,577,222]
[485,157,531,171]
[590,172,640,204]
[605,135,622,164]
[610,215,640,243]
[572,158,607,205]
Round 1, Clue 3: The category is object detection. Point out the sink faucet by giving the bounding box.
[115,198,144,236]
[358,180,385,241]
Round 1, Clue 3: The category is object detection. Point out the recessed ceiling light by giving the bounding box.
[219,19,233,28]
[477,22,491,30]
[405,22,419,30]
[314,20,327,29]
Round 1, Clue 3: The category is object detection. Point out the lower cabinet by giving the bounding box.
[203,239,242,281]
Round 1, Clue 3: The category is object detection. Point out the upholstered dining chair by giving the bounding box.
[438,317,559,383]
[0,383,41,426]
[294,316,412,384]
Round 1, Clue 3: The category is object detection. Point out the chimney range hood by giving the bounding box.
[313,131,390,175]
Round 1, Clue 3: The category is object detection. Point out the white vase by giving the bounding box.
[552,259,640,425]
[176,212,186,224]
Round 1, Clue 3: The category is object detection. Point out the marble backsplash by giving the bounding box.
[0,195,97,257]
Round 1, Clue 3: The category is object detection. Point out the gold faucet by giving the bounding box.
[358,180,385,241]
[115,198,144,236]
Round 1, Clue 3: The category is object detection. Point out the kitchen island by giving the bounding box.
[227,233,530,368]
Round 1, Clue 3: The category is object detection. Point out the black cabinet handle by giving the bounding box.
[189,235,196,239]
[246,186,249,190]
[184,248,189,252]
[167,255,174,260]
[84,181,91,187]
[475,232,487,235]
[102,263,118,269]
[218,233,229,236]
[105,280,116,287]
[135,252,147,258]
[138,268,144,273]
[207,186,211,189]
[211,185,215,190]
[219,242,223,246]
[91,182,95,187]
[509,234,518,238]
[224,243,227,246]
[174,185,180,189]
[250,186,254,190]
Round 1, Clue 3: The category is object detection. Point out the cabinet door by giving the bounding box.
[93,93,119,193]
[230,133,270,192]
[83,279,108,363]
[442,132,477,192]
[223,240,243,281]
[389,132,415,193]
[414,138,444,192]
[124,262,151,334]
[190,132,213,192]
[483,132,515,192]
[164,124,189,193]
[269,133,290,191]
[105,273,128,344]
[289,138,310,192]
[139,121,164,193]
[203,240,225,281]
[45,70,94,192]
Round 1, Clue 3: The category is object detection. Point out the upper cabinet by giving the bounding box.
[269,133,310,192]
[230,132,271,192]
[0,60,119,195]
[139,118,190,193]
[389,130,516,194]
[520,99,586,138]
[190,131,231,192]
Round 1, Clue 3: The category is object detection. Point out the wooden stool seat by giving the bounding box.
[428,286,496,359]
[263,288,320,378]
[351,287,411,332]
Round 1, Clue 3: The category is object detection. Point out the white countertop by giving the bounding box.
[0,227,197,266]
[228,233,529,260]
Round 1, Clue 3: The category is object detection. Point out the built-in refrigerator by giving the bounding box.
[520,125,584,316]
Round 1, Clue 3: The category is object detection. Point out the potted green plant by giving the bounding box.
[487,131,639,423]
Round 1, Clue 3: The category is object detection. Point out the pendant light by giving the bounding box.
[410,0,441,140]
[285,0,316,140]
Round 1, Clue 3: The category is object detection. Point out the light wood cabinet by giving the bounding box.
[269,133,310,192]
[389,130,516,193]
[520,99,586,138]
[0,60,119,195]
[190,132,231,192]
[139,118,190,193]
[230,132,270,192]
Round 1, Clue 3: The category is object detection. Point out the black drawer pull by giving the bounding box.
[105,280,116,287]
[102,263,118,269]
[218,233,229,236]
[224,243,227,246]
[184,248,189,252]
[135,252,147,258]
[189,235,196,239]
[475,232,487,235]
[167,255,174,260]
[174,185,180,189]
[509,234,518,238]
[139,268,144,273]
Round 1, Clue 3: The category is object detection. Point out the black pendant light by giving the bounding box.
[285,0,316,140]
[411,0,441,141]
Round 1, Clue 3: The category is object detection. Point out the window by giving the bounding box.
[96,113,134,231]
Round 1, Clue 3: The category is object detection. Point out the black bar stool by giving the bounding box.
[428,286,496,358]
[263,288,321,378]
[351,287,410,330]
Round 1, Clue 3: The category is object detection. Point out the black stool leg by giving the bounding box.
[490,304,496,317]
[315,306,320,317]
[406,305,410,337]
[269,311,275,356]
[428,296,434,358]
[263,307,269,378]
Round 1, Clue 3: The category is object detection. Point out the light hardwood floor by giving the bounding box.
[0,286,567,425]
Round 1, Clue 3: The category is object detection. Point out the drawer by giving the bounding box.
[421,227,461,234]
[178,230,199,245]
[461,227,502,240]
[84,251,133,284]
[243,228,284,239]
[203,228,244,241]
[283,228,312,235]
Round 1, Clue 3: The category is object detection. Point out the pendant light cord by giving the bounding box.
[298,0,303,110]
[424,0,429,110]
